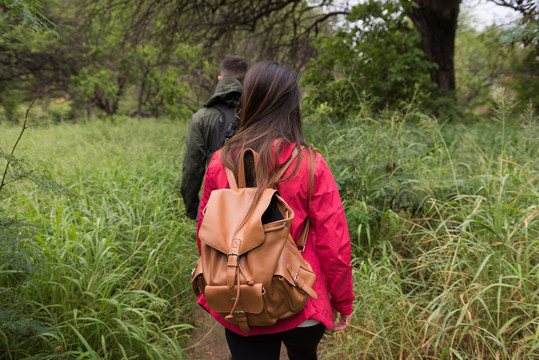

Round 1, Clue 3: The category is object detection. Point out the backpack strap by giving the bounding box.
[271,147,299,184]
[225,148,260,189]
[210,103,239,156]
[237,149,260,188]
[225,167,238,189]
[226,147,300,189]
[224,146,310,251]
[296,218,309,253]
[272,147,310,252]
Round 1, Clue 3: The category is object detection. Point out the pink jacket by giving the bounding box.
[196,142,354,336]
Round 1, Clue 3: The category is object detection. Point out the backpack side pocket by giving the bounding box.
[191,259,206,297]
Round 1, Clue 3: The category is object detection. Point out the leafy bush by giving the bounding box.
[504,46,539,112]
[305,96,538,358]
[144,66,193,120]
[0,91,25,123]
[455,18,515,111]
[301,0,436,118]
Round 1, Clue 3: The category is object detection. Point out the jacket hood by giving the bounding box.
[204,77,242,108]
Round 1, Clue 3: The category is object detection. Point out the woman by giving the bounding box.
[196,61,354,360]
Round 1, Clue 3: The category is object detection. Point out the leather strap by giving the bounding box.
[225,167,237,189]
[271,147,299,183]
[225,149,261,188]
[297,218,310,252]
[225,261,251,333]
[226,254,239,288]
[226,311,250,334]
[224,146,310,249]
[237,149,260,188]
[272,147,310,252]
[288,265,317,299]
[226,238,241,288]
[226,147,300,189]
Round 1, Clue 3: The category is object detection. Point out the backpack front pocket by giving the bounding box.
[204,283,264,315]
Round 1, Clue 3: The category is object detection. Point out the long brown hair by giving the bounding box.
[220,60,314,211]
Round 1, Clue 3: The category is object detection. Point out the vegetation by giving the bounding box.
[1,117,196,359]
[1,96,537,358]
[2,0,536,121]
[309,97,538,358]
[1,0,538,359]
[0,0,334,119]
[301,0,436,116]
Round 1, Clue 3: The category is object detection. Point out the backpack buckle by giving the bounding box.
[227,252,239,288]
[293,272,299,286]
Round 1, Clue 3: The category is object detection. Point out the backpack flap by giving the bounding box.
[199,187,278,255]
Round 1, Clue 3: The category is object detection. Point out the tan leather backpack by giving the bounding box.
[191,148,317,334]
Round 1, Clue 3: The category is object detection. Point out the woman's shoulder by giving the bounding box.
[206,151,226,176]
[299,146,330,173]
[276,141,319,162]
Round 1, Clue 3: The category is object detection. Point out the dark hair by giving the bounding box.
[220,61,314,217]
[221,56,248,83]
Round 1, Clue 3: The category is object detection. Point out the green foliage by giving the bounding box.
[0,91,24,123]
[1,0,329,121]
[70,67,124,116]
[453,9,539,114]
[0,0,56,36]
[70,69,117,105]
[1,118,196,358]
[2,103,538,358]
[0,101,76,358]
[0,5,60,349]
[1,0,202,119]
[489,2,539,113]
[500,21,539,48]
[1,152,74,196]
[144,66,192,119]
[495,0,538,49]
[0,10,64,112]
[135,42,202,119]
[305,95,538,358]
[302,0,436,117]
[455,16,515,110]
[504,46,539,112]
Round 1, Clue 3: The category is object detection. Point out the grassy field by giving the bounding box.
[0,102,537,359]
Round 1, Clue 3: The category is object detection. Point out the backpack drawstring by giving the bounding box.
[225,264,251,333]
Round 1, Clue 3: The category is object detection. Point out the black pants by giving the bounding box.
[225,323,326,360]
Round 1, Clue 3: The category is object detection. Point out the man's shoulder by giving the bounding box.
[193,105,221,117]
[190,106,221,125]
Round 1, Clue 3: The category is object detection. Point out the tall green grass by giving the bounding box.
[1,100,537,359]
[1,119,197,359]
[308,101,538,359]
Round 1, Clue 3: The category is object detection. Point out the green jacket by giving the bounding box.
[181,77,242,219]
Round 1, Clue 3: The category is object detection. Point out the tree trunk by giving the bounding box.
[86,103,96,122]
[406,0,461,97]
[93,76,127,116]
[137,68,150,121]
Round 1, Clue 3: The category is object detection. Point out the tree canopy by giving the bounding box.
[0,0,536,120]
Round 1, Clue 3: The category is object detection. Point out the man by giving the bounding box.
[181,55,248,219]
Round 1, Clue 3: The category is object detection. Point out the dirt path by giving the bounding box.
[184,306,288,360]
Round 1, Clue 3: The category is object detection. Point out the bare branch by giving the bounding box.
[0,91,40,194]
